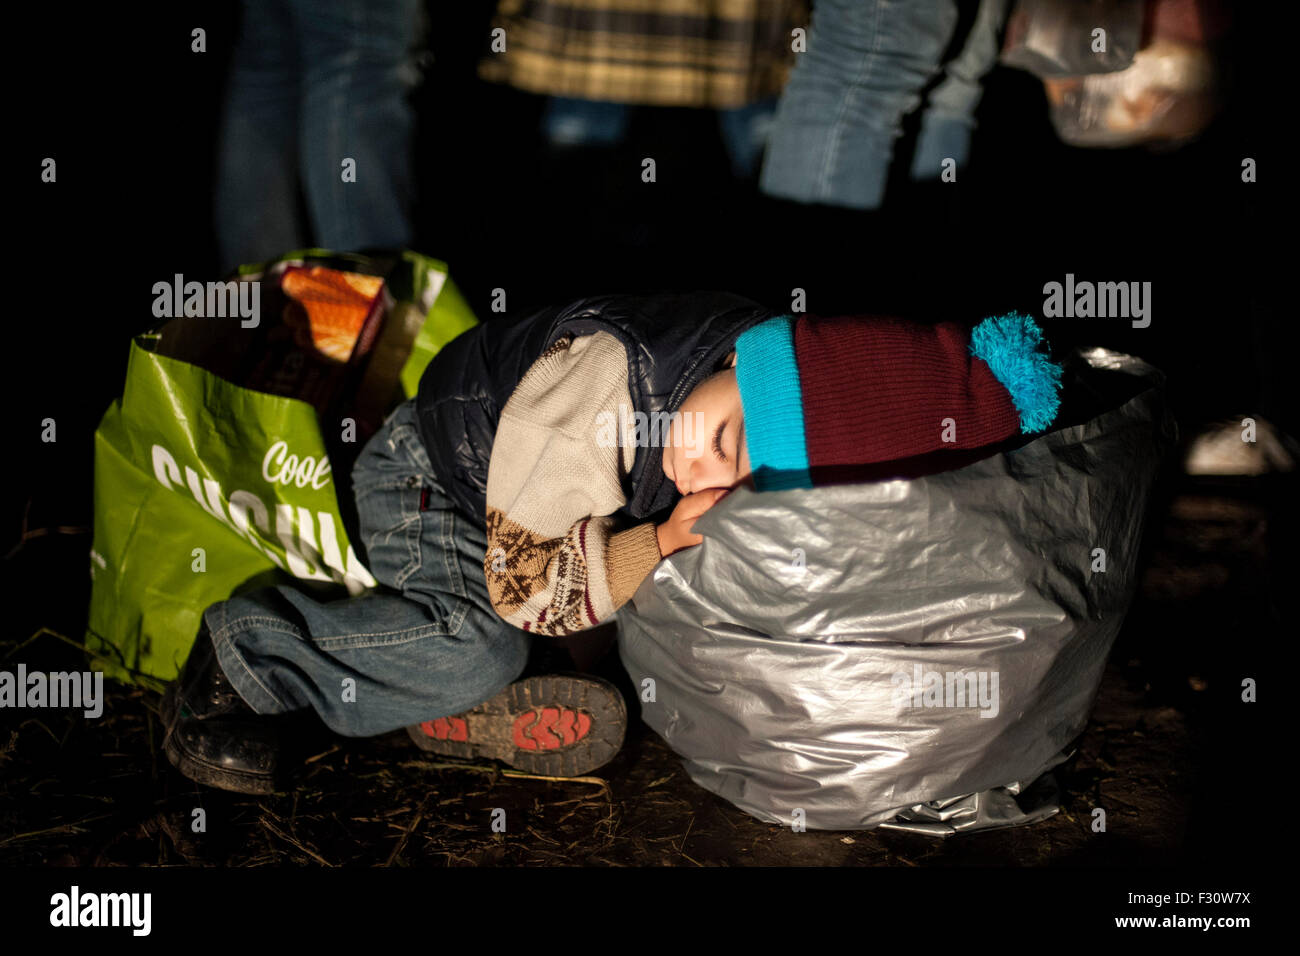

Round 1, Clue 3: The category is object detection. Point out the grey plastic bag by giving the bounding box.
[616,347,1177,833]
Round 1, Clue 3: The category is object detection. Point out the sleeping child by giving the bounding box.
[161,293,1062,794]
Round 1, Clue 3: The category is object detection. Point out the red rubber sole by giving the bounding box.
[418,706,594,750]
[407,673,625,776]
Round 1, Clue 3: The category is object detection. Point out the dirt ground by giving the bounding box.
[0,471,1280,867]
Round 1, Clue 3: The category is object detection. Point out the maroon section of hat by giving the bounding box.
[793,315,1021,471]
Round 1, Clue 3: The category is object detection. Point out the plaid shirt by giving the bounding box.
[478,0,810,108]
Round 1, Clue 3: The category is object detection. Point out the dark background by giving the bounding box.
[4,1,1290,878]
[11,2,1287,538]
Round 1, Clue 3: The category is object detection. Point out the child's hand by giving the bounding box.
[656,487,730,557]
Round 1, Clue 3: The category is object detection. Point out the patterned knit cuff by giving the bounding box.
[734,315,811,490]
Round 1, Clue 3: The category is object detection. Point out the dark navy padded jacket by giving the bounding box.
[414,291,775,526]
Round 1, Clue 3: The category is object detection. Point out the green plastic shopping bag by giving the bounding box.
[86,249,477,688]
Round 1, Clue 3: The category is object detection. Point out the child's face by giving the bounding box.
[662,366,751,495]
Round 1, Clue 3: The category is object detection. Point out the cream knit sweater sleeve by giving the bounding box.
[483,331,664,635]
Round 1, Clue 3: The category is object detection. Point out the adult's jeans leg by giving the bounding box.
[759,0,961,209]
[204,400,530,738]
[910,0,1010,181]
[293,0,425,253]
[214,0,304,272]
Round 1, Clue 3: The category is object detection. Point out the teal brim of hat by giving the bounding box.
[734,315,811,490]
[969,312,1065,434]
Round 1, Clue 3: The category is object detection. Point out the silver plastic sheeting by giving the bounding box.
[616,347,1177,833]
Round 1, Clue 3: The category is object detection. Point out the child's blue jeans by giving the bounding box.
[202,398,531,738]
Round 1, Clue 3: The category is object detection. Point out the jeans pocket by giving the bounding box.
[400,481,474,634]
[383,399,434,473]
[353,476,424,593]
[391,423,434,477]
[353,401,426,480]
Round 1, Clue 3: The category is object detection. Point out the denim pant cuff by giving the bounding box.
[205,600,292,715]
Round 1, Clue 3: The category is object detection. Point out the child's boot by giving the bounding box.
[160,621,310,795]
[407,674,626,776]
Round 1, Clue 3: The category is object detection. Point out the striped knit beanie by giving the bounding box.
[733,312,1064,490]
